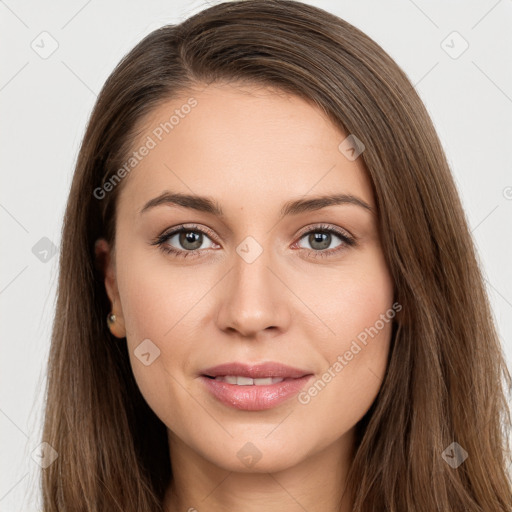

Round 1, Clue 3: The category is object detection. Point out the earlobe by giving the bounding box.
[94,238,127,338]
[106,306,127,338]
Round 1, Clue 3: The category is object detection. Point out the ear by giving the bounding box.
[94,238,126,338]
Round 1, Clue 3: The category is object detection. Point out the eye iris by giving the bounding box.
[309,232,331,250]
[179,231,202,250]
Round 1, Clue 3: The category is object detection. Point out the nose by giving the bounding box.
[215,242,291,340]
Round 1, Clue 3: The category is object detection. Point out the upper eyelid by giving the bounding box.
[163,223,218,242]
[161,223,354,245]
[295,223,353,239]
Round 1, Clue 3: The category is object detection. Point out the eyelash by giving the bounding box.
[150,223,356,260]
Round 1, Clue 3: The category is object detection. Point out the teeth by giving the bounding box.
[237,376,254,386]
[213,376,285,385]
[254,378,273,385]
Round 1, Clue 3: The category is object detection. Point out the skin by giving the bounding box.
[95,82,395,512]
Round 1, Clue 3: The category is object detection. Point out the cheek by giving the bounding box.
[115,236,207,343]
[114,246,216,424]
[297,245,394,359]
[294,249,395,431]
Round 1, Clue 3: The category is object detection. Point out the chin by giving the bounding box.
[201,438,309,474]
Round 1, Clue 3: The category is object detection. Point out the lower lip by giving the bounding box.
[199,375,314,411]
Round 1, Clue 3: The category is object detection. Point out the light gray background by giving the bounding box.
[1,0,511,509]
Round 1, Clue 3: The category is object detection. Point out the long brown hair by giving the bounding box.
[41,1,512,509]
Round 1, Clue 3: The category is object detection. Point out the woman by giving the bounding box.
[41,0,512,510]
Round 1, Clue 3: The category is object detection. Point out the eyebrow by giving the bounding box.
[139,191,374,218]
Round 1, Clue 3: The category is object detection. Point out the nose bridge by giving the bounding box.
[215,235,290,337]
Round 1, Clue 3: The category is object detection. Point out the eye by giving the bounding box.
[151,224,219,259]
[151,223,356,260]
[294,224,356,258]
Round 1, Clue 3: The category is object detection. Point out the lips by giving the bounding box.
[201,361,311,379]
[200,362,314,411]
[210,376,285,385]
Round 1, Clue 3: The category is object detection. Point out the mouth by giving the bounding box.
[203,375,290,385]
[199,362,314,411]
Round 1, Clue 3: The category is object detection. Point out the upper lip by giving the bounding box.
[201,362,312,379]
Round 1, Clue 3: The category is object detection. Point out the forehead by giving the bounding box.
[116,82,374,217]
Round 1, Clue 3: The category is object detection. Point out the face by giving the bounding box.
[97,82,395,474]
